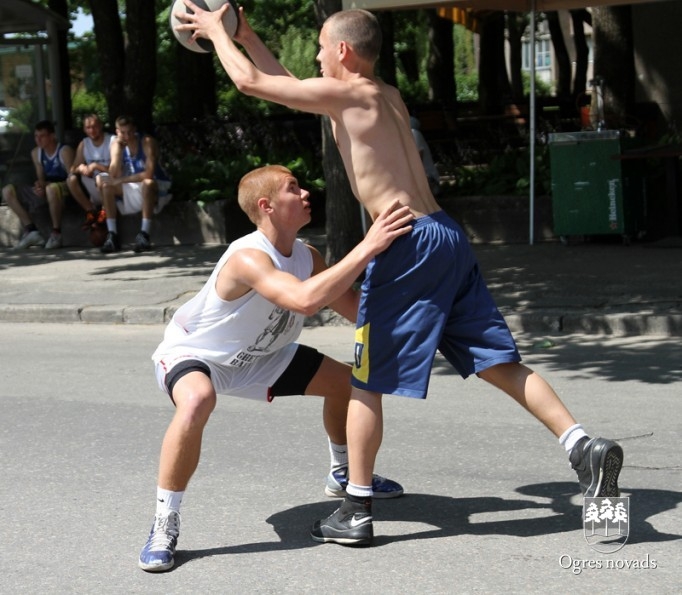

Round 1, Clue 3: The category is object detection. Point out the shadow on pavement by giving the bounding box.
[174,483,680,569]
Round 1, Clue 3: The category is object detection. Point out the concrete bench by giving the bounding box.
[0,198,231,249]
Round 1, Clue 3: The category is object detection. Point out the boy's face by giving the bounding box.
[34,128,55,149]
[116,123,136,145]
[83,118,103,141]
[316,26,339,78]
[270,174,311,228]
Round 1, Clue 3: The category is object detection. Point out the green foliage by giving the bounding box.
[279,26,319,79]
[522,71,552,97]
[456,73,479,102]
[156,115,324,205]
[71,90,108,125]
[452,145,551,196]
[454,24,477,75]
[395,71,429,104]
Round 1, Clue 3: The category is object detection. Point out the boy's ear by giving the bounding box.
[257,196,272,213]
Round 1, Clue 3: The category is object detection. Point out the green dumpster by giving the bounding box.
[548,131,647,241]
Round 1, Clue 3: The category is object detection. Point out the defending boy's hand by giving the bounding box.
[362,200,414,256]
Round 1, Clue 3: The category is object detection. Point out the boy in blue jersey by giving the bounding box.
[2,120,74,249]
[99,115,172,253]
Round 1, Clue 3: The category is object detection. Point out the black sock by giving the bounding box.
[25,223,38,233]
[343,493,372,512]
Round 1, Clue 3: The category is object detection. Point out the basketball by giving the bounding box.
[170,0,239,54]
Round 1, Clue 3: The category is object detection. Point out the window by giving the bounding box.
[522,38,552,71]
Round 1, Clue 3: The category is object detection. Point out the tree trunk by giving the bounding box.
[547,12,571,101]
[88,0,157,130]
[123,0,157,131]
[48,0,73,130]
[377,12,396,87]
[176,54,217,121]
[570,9,590,102]
[427,10,456,106]
[316,0,362,264]
[479,12,511,115]
[506,13,524,101]
[88,0,125,125]
[592,6,635,123]
[321,118,364,265]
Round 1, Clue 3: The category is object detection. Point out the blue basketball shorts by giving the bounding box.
[351,210,520,399]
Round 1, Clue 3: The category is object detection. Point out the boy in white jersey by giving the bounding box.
[67,114,113,222]
[138,165,413,572]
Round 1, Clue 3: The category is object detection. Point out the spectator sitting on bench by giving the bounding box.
[2,120,75,250]
[66,114,114,228]
[99,115,172,254]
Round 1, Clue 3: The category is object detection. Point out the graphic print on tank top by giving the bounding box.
[226,306,295,367]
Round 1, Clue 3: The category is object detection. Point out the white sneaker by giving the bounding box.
[44,233,63,249]
[13,229,45,250]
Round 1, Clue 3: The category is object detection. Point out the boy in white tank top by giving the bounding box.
[139,164,414,572]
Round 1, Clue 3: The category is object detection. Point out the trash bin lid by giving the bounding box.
[548,130,621,143]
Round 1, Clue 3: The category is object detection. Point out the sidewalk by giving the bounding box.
[1,237,681,335]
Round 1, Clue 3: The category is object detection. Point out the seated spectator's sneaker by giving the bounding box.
[100,231,121,254]
[325,466,404,499]
[44,233,63,250]
[311,498,373,546]
[134,231,152,253]
[570,436,623,498]
[13,229,44,250]
[138,511,180,572]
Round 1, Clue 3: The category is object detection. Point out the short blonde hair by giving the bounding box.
[238,164,293,224]
[325,9,381,63]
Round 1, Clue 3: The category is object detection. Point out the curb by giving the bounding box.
[1,304,680,336]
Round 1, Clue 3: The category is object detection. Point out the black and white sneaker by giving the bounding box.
[311,498,373,546]
[100,231,121,254]
[133,231,152,253]
[570,436,623,498]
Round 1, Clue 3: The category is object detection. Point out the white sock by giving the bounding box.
[346,482,373,498]
[156,487,184,515]
[141,218,152,234]
[559,423,587,454]
[106,218,117,233]
[328,438,349,470]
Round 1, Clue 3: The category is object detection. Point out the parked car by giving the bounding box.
[0,107,15,133]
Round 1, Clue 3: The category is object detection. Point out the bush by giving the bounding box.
[156,115,324,205]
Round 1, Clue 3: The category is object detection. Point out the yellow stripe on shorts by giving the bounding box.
[352,323,370,383]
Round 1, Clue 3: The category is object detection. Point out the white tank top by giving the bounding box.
[153,231,313,367]
[83,133,113,167]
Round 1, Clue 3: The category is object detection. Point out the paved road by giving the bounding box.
[1,324,680,593]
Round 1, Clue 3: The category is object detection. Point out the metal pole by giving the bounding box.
[529,3,536,245]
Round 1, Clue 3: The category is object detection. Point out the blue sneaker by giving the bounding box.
[325,466,404,499]
[138,511,180,572]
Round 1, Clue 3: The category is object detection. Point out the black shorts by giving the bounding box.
[164,344,324,400]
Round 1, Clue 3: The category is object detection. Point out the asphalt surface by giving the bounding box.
[1,235,681,592]
[0,323,680,593]
[1,235,681,335]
